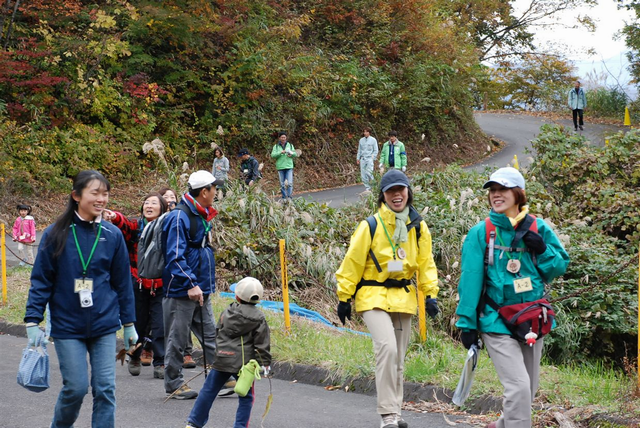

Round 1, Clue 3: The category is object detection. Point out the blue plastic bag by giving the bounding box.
[17,331,50,392]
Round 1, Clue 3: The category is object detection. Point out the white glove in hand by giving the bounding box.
[262,365,271,376]
[401,166,406,172]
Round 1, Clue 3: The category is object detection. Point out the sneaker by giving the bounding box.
[579,125,584,130]
[128,358,141,376]
[218,379,237,397]
[574,127,578,131]
[168,384,198,400]
[397,416,408,428]
[185,424,198,428]
[153,365,165,379]
[182,354,196,369]
[380,413,398,428]
[140,349,152,366]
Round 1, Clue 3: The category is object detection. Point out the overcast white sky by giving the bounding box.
[512,0,635,96]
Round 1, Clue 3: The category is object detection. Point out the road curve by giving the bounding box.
[299,112,624,207]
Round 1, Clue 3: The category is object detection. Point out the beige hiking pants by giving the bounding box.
[362,309,412,415]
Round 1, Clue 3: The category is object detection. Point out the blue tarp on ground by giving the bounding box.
[220,291,369,337]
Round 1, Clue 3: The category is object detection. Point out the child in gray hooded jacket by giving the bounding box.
[185,277,271,428]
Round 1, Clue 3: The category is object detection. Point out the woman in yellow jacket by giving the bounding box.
[336,170,439,428]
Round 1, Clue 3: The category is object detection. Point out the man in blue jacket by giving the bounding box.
[567,80,587,131]
[161,170,220,400]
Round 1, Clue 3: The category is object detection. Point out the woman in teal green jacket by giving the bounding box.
[455,167,569,428]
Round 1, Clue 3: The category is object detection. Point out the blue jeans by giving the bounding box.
[52,333,117,428]
[187,370,254,428]
[277,168,294,199]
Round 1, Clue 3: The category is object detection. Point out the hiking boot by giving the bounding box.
[168,384,198,400]
[182,354,196,369]
[153,365,165,379]
[397,416,408,428]
[128,358,141,376]
[218,379,237,396]
[140,349,152,366]
[380,413,398,428]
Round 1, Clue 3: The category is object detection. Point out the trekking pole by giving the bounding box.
[200,305,208,378]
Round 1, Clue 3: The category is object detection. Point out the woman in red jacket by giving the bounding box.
[104,192,168,379]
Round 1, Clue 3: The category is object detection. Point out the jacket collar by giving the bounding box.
[379,203,404,225]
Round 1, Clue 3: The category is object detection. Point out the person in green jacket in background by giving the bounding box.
[379,130,407,173]
[455,167,569,428]
[270,131,298,201]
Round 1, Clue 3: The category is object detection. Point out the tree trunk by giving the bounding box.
[3,0,21,50]
[0,0,12,47]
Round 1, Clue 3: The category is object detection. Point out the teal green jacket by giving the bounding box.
[380,141,407,169]
[271,142,297,170]
[455,210,569,335]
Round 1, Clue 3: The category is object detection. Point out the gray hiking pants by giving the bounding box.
[482,333,544,428]
[163,295,217,393]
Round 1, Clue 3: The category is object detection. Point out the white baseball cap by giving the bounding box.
[483,167,525,190]
[235,277,264,303]
[188,170,216,190]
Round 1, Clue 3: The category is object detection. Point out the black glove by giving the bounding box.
[337,301,352,325]
[425,297,439,319]
[522,230,547,255]
[460,330,478,349]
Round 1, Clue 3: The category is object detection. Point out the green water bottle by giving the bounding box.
[234,359,261,397]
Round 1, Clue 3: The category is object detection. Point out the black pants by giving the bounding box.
[132,285,165,367]
[572,109,584,128]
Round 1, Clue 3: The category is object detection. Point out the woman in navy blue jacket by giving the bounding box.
[24,170,137,428]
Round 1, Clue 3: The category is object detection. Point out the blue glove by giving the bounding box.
[26,325,41,346]
[426,297,439,319]
[123,325,138,351]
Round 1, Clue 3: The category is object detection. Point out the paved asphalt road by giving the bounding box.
[0,334,471,428]
[298,112,624,206]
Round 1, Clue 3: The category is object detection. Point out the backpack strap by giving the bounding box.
[175,204,208,248]
[365,216,382,273]
[484,214,538,265]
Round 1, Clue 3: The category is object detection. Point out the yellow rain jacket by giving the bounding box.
[336,204,439,314]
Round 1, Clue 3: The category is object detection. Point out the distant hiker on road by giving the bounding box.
[379,130,407,173]
[455,167,569,428]
[24,170,137,428]
[357,127,379,192]
[568,80,587,131]
[185,277,272,428]
[336,170,439,428]
[13,203,36,265]
[103,192,168,381]
[270,131,298,201]
[238,148,261,187]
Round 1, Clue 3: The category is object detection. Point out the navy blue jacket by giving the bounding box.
[25,215,135,339]
[161,198,216,298]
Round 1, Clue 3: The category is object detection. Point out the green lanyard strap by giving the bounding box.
[71,223,102,277]
[377,213,398,260]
